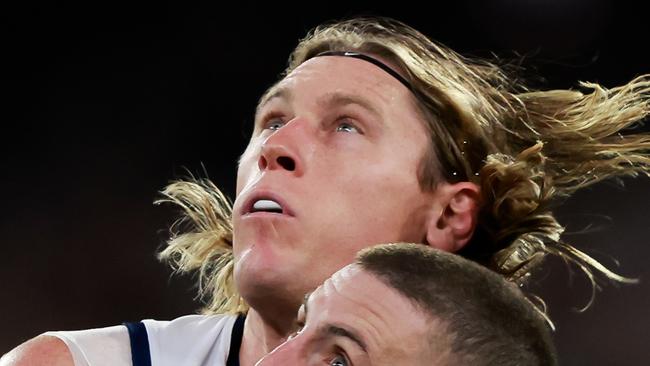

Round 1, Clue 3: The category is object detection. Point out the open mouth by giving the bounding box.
[250,199,284,214]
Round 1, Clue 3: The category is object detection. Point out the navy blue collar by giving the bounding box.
[226,315,246,366]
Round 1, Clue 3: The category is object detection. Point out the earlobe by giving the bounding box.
[425,216,456,252]
[424,182,480,253]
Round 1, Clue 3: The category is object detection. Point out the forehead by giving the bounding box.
[307,265,432,358]
[320,264,419,318]
[257,56,415,114]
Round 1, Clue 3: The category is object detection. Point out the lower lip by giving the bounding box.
[242,212,294,219]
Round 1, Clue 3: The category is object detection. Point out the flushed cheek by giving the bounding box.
[311,163,423,223]
[355,164,423,204]
[356,178,429,236]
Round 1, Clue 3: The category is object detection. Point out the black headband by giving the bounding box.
[314,51,416,93]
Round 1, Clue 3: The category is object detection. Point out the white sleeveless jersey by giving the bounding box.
[45,314,238,366]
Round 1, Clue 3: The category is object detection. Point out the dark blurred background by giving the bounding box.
[1,1,648,364]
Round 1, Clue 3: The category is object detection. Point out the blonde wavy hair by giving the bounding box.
[157,17,650,317]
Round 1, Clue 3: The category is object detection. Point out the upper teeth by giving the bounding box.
[253,199,282,212]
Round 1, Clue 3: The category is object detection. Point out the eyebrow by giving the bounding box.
[302,294,368,353]
[318,92,383,123]
[323,325,368,353]
[256,85,291,117]
[255,87,383,124]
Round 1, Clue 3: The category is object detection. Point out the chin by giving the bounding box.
[235,250,298,299]
[237,270,307,318]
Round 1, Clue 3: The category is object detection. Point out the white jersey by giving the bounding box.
[45,314,241,366]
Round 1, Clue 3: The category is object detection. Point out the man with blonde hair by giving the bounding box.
[3,16,648,366]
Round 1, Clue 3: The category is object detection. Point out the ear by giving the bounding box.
[425,182,480,253]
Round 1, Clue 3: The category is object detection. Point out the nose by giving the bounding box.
[257,118,310,176]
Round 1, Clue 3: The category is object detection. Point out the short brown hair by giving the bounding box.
[357,243,558,366]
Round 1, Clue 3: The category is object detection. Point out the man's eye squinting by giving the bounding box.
[335,121,361,134]
[329,354,349,366]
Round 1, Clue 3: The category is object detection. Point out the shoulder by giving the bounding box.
[4,324,132,366]
[143,313,240,366]
[143,313,238,337]
[0,334,74,366]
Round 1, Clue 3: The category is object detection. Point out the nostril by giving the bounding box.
[277,156,296,171]
[258,156,268,170]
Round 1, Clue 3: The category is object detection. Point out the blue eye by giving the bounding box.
[329,355,348,366]
[267,120,285,131]
[335,121,360,133]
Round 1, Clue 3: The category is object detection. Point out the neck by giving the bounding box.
[239,308,296,366]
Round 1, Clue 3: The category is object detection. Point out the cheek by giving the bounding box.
[235,169,248,196]
[342,161,430,239]
[354,158,423,205]
[235,144,260,194]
